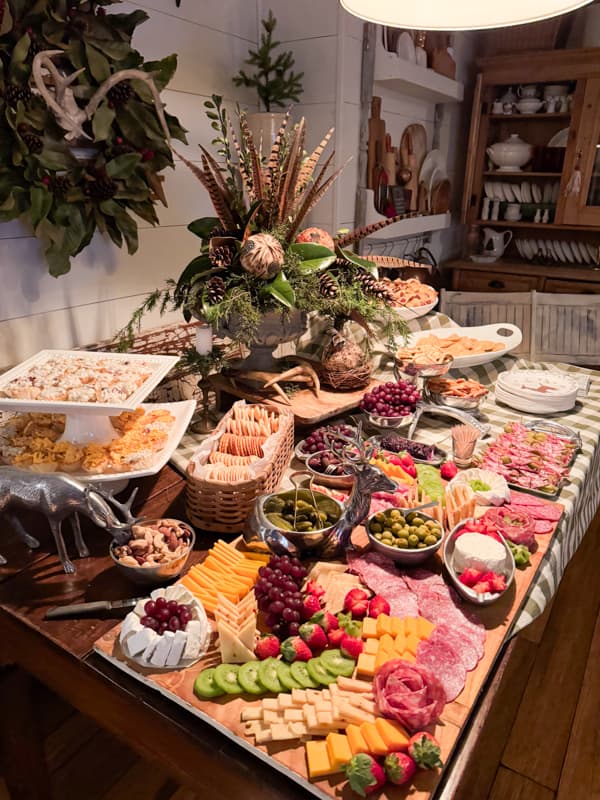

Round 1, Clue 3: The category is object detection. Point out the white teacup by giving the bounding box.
[492,100,504,114]
[543,84,568,99]
[516,99,543,114]
[504,203,521,221]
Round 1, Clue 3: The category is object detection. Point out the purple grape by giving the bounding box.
[288,622,300,636]
[282,608,300,623]
[269,600,285,616]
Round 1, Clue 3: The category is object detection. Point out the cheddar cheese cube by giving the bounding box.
[405,633,421,657]
[346,724,370,755]
[393,633,406,654]
[399,649,416,663]
[360,722,388,756]
[405,617,418,638]
[417,616,435,640]
[356,653,376,677]
[305,740,336,779]
[375,648,394,671]
[326,733,352,770]
[376,614,393,637]
[375,718,410,752]
[361,617,378,638]
[390,616,403,636]
[378,633,395,653]
[364,637,379,655]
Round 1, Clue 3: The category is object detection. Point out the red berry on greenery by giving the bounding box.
[116,136,123,145]
[141,148,155,162]
[41,176,51,186]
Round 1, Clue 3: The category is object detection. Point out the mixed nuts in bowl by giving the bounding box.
[110,518,195,585]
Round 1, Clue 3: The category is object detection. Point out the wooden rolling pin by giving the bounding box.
[367,96,386,190]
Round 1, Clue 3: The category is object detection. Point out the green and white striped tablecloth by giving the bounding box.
[171,312,600,636]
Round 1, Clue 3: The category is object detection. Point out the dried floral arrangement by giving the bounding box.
[122,95,418,354]
[0,0,186,275]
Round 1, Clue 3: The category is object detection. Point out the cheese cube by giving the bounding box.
[141,636,160,665]
[270,723,298,741]
[125,627,158,658]
[337,701,375,725]
[360,722,388,756]
[346,724,370,755]
[326,733,352,770]
[405,633,420,657]
[393,633,406,654]
[305,740,336,779]
[417,616,435,640]
[283,709,304,722]
[404,617,418,637]
[375,648,394,671]
[356,653,376,677]
[376,614,393,637]
[378,633,395,653]
[165,584,193,604]
[241,708,263,722]
[400,649,416,663]
[316,709,334,726]
[291,689,308,705]
[165,630,187,668]
[363,638,378,655]
[390,617,404,636]
[304,707,318,728]
[289,722,309,737]
[277,694,294,709]
[361,617,378,638]
[262,698,279,710]
[336,677,373,694]
[263,709,283,723]
[150,588,166,601]
[375,718,410,751]
[150,632,175,668]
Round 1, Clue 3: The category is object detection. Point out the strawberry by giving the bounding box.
[399,452,417,478]
[254,634,280,660]
[472,580,492,594]
[301,593,322,620]
[458,568,481,587]
[383,751,417,785]
[440,461,458,480]
[298,622,328,653]
[309,610,339,633]
[340,634,364,659]
[280,636,312,663]
[337,611,362,638]
[304,579,325,599]
[327,627,345,647]
[407,732,443,769]
[489,574,507,593]
[344,753,387,796]
[368,594,391,618]
[343,588,369,620]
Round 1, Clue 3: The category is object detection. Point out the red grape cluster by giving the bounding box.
[360,380,421,418]
[307,451,350,477]
[255,554,308,639]
[140,597,193,635]
[300,423,356,455]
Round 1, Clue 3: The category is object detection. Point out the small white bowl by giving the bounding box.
[366,411,414,430]
[391,300,437,321]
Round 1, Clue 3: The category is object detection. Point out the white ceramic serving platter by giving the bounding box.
[545,240,558,262]
[484,180,494,198]
[0,350,180,415]
[494,384,576,414]
[522,239,535,260]
[0,400,196,483]
[561,240,575,262]
[521,181,533,203]
[551,181,560,203]
[570,241,583,264]
[502,182,516,202]
[531,183,542,204]
[578,241,592,264]
[511,183,522,202]
[428,166,446,203]
[406,323,523,368]
[419,149,446,187]
[497,369,578,399]
[514,240,524,259]
[536,239,547,258]
[542,182,553,204]
[548,128,569,147]
[392,300,438,320]
[553,240,567,263]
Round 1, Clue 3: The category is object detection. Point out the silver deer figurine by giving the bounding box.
[0,467,138,574]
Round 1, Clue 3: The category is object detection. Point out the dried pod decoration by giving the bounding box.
[240,233,284,279]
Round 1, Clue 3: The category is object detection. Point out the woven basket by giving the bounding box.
[319,362,372,392]
[185,403,294,535]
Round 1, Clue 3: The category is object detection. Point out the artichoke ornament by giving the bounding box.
[240,233,284,279]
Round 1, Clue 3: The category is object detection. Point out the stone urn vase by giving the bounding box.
[217,309,308,371]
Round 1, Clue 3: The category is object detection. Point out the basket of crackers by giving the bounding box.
[185,401,294,534]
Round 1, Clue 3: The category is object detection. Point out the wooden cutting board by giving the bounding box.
[400,124,427,212]
[431,178,452,213]
[367,96,386,190]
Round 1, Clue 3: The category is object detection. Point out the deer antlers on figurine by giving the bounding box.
[31,50,171,144]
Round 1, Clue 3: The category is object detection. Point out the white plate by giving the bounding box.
[561,240,575,262]
[484,180,495,199]
[536,240,546,258]
[406,323,522,368]
[397,31,416,62]
[515,240,525,259]
[578,241,592,264]
[0,350,180,415]
[545,239,558,262]
[0,400,196,483]
[548,128,569,147]
[542,182,553,204]
[428,166,446,206]
[511,183,522,202]
[551,181,560,203]
[521,239,535,260]
[502,182,516,202]
[570,241,584,264]
[553,240,567,263]
[470,254,499,264]
[521,181,533,203]
[531,183,542,204]
[419,149,446,187]
[494,384,576,414]
[393,300,438,320]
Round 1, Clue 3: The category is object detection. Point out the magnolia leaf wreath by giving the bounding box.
[0,0,187,276]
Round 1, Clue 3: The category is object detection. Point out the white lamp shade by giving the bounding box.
[340,0,594,31]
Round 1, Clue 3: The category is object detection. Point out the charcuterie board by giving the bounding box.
[94,489,563,800]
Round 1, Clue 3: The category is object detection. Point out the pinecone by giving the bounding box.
[53,175,72,197]
[28,38,43,59]
[22,132,43,154]
[209,243,236,269]
[206,276,226,305]
[84,176,117,201]
[107,82,134,107]
[354,268,395,302]
[3,83,32,108]
[319,272,338,299]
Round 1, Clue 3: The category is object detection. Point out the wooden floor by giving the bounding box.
[1,512,599,800]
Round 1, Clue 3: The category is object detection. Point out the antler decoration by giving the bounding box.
[32,50,171,144]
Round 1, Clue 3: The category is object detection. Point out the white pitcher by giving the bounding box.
[483,227,513,258]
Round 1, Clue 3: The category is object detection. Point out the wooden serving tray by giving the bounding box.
[94,495,563,799]
[210,374,382,427]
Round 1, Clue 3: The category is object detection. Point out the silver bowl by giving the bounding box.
[366,507,443,565]
[246,488,344,555]
[426,389,487,412]
[442,520,515,606]
[109,519,195,586]
[366,435,447,466]
[306,451,355,489]
[366,411,414,430]
[394,354,453,381]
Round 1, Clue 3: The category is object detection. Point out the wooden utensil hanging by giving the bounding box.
[367,96,386,190]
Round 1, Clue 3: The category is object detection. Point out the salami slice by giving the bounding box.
[416,636,466,702]
[509,491,546,506]
[527,505,562,522]
[426,623,480,673]
[346,552,419,618]
[534,519,554,534]
[374,659,446,731]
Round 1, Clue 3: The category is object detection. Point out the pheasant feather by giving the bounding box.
[239,114,265,202]
[336,212,423,247]
[295,127,334,194]
[173,149,235,229]
[287,162,347,241]
[278,118,306,223]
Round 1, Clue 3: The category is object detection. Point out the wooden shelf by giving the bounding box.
[365,193,451,238]
[474,219,600,232]
[483,171,562,177]
[374,41,464,104]
[444,258,600,280]
[487,113,571,121]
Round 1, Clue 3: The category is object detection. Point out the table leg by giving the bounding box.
[0,667,52,800]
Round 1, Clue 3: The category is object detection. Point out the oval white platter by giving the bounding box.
[405,323,523,368]
[392,300,438,320]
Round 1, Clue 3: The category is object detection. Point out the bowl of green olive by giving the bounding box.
[366,507,444,564]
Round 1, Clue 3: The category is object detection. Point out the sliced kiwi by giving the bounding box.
[276,660,301,691]
[320,648,356,677]
[238,662,264,695]
[306,656,337,686]
[213,663,243,695]
[257,657,283,694]
[290,660,320,689]
[193,667,225,699]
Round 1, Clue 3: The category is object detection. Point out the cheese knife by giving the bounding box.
[45,598,144,620]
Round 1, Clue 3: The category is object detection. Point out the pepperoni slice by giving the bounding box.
[416,637,466,702]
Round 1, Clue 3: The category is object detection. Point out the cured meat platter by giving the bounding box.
[94,486,563,800]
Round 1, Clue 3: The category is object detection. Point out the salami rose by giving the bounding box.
[374,659,446,732]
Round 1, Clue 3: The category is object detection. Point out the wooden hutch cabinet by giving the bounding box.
[445,48,600,294]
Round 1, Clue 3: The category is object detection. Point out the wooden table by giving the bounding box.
[0,465,572,799]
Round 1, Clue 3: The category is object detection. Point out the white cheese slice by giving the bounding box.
[165,584,193,604]
[150,631,175,668]
[141,636,160,665]
[126,627,158,658]
[453,532,506,573]
[183,620,203,661]
[150,587,166,601]
[133,599,147,617]
[119,612,142,644]
[165,630,188,667]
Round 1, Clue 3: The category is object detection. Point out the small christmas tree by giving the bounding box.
[232,10,303,112]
